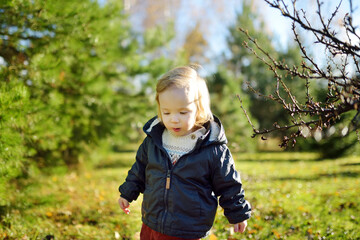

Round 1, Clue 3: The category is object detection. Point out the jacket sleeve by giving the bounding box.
[118,137,149,202]
[211,144,251,224]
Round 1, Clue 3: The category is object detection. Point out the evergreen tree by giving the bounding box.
[209,66,256,152]
[0,0,174,197]
[0,83,29,204]
[226,0,305,133]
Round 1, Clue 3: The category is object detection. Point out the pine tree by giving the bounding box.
[0,0,175,201]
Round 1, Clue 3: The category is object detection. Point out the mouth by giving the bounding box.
[172,128,181,132]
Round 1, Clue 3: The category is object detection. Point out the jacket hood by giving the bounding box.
[142,115,228,146]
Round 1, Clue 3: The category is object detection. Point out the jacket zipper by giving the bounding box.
[159,139,202,233]
[160,169,171,233]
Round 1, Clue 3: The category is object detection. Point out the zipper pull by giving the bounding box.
[166,171,171,189]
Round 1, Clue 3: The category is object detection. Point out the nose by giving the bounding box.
[170,114,179,123]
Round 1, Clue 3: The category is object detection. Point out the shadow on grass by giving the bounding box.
[237,157,325,163]
[95,151,136,169]
[318,171,360,178]
[341,162,360,166]
[95,160,133,169]
[5,177,68,214]
[235,152,325,163]
[1,188,67,228]
[273,170,360,181]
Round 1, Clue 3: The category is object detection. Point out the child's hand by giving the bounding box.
[234,220,247,233]
[118,197,130,214]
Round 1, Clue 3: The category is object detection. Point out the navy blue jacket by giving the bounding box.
[119,116,251,238]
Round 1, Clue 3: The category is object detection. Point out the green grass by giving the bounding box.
[1,152,360,239]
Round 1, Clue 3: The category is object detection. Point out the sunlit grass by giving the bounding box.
[2,152,360,239]
[217,152,360,240]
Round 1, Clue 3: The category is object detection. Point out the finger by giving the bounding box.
[234,224,239,233]
[239,222,247,233]
[118,198,125,209]
[122,208,130,214]
[118,198,129,208]
[121,201,129,209]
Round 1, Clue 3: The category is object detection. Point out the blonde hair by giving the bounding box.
[155,64,213,127]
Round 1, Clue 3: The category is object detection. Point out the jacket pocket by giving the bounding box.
[142,185,164,227]
[169,185,202,226]
[141,187,151,219]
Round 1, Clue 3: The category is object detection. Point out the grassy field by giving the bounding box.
[1,151,360,239]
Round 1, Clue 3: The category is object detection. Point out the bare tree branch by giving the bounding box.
[239,0,360,147]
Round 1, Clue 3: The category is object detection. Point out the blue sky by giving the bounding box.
[117,0,359,72]
[199,0,360,73]
[2,0,358,70]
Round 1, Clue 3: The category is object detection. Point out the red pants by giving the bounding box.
[140,223,201,240]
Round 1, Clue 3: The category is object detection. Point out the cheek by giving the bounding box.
[188,112,197,124]
[161,115,170,124]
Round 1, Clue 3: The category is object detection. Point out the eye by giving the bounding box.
[163,112,170,115]
[180,112,188,115]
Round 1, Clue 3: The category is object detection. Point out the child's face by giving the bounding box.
[158,86,197,136]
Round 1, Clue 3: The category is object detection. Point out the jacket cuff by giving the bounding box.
[225,200,252,224]
[226,211,251,224]
[120,193,132,203]
[118,185,133,202]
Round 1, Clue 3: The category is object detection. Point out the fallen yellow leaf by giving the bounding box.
[297,206,306,212]
[209,233,217,240]
[248,229,257,234]
[272,229,281,239]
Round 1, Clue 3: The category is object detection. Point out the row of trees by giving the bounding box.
[233,0,360,156]
[0,0,180,203]
[1,0,359,204]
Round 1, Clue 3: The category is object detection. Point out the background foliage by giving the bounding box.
[0,0,176,204]
[2,152,360,239]
[1,0,360,237]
